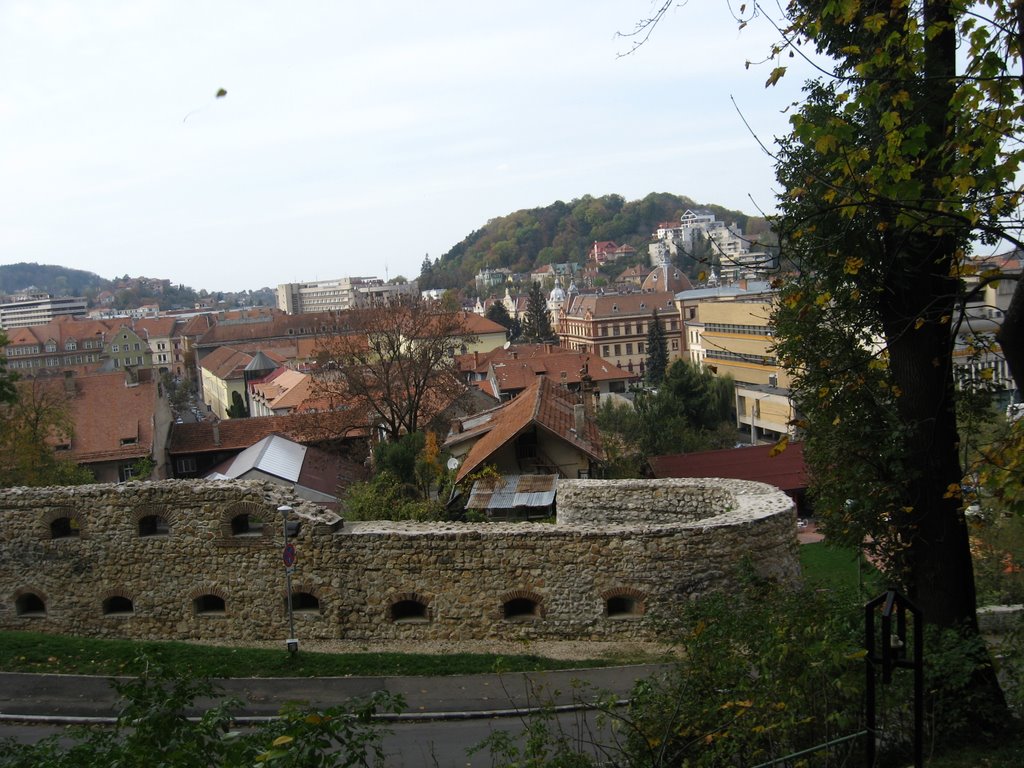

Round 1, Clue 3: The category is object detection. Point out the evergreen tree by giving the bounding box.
[519,281,554,342]
[645,310,668,386]
[484,301,513,330]
[226,391,248,419]
[0,331,17,406]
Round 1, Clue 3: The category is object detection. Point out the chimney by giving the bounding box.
[450,418,463,435]
[473,351,479,367]
[212,422,220,446]
[545,343,553,354]
[580,363,595,418]
[574,403,586,435]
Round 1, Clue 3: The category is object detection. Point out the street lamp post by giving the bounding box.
[278,505,298,654]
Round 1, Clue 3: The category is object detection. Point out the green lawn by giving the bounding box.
[800,540,884,594]
[0,631,615,678]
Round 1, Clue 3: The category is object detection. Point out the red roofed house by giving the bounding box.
[457,343,638,401]
[444,376,604,483]
[60,369,173,482]
[557,291,682,374]
[168,411,370,479]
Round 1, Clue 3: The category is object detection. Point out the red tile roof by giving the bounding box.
[563,291,678,319]
[648,442,808,492]
[457,344,637,394]
[63,371,158,464]
[169,411,367,455]
[449,377,603,482]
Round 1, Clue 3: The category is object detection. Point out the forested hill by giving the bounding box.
[0,263,107,297]
[418,192,773,292]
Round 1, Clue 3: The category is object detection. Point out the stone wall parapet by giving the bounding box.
[0,477,799,644]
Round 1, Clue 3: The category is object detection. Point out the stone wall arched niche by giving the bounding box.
[0,477,798,643]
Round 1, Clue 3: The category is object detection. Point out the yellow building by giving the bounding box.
[678,281,796,442]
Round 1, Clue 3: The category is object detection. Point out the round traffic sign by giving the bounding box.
[282,543,296,567]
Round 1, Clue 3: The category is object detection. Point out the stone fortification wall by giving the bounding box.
[0,478,798,644]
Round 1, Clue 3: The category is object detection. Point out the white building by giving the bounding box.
[276,277,418,314]
[0,294,88,330]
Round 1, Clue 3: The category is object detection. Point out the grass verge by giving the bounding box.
[800,540,883,594]
[0,631,614,678]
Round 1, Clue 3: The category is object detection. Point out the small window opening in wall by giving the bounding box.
[231,513,263,536]
[194,595,225,615]
[103,596,134,615]
[503,598,540,621]
[391,600,428,623]
[50,516,79,539]
[15,593,46,617]
[291,592,320,613]
[606,596,643,618]
[138,515,169,537]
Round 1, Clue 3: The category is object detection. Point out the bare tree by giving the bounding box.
[312,296,478,441]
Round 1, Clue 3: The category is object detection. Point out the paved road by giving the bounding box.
[0,665,668,766]
[0,664,667,721]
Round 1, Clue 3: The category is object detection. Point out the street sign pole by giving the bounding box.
[278,505,298,654]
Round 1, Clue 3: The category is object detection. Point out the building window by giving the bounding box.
[606,596,642,618]
[671,340,680,351]
[50,516,80,539]
[103,596,135,615]
[614,344,621,356]
[603,588,646,619]
[138,515,169,537]
[503,597,541,621]
[626,343,633,355]
[231,513,264,536]
[118,463,135,482]
[291,592,321,613]
[638,343,645,354]
[112,344,119,352]
[176,457,197,474]
[194,595,226,615]
[602,345,610,357]
[15,593,46,617]
[390,599,429,623]
[613,325,620,336]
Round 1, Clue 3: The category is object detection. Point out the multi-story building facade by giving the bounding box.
[0,294,87,330]
[1,315,189,379]
[2,317,111,374]
[557,291,681,375]
[678,281,792,442]
[276,277,418,314]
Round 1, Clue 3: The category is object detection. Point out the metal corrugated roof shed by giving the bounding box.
[466,474,558,510]
[213,434,306,482]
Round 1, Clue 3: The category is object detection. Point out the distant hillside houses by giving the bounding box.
[651,209,775,282]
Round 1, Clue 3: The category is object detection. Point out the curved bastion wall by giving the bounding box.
[0,478,799,644]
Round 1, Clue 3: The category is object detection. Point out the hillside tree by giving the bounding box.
[484,301,514,330]
[519,281,554,342]
[644,310,668,386]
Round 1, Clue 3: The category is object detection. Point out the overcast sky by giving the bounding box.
[0,1,811,293]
